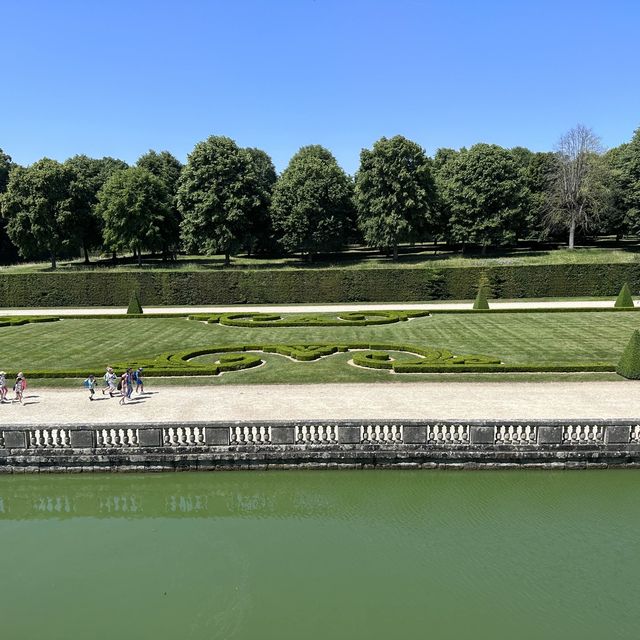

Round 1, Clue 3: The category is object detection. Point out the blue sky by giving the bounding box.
[2,0,639,174]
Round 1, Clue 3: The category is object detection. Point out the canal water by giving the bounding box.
[0,471,637,640]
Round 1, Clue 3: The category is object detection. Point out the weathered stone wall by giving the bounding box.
[1,420,639,472]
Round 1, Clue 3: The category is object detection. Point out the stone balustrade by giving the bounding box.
[0,420,639,472]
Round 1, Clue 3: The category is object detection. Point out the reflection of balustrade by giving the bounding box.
[29,429,71,448]
[230,426,271,444]
[98,495,140,513]
[427,424,469,444]
[295,424,338,444]
[96,428,138,447]
[562,425,604,444]
[163,427,205,446]
[360,424,403,444]
[495,425,537,445]
[630,425,640,443]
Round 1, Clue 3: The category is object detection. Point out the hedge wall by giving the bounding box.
[0,262,639,307]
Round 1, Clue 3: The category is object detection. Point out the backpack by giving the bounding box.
[83,379,91,388]
[117,379,122,391]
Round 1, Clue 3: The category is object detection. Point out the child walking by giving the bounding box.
[102,367,117,397]
[13,372,26,404]
[84,374,97,401]
[133,367,144,394]
[0,371,7,403]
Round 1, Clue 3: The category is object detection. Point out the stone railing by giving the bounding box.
[0,420,639,472]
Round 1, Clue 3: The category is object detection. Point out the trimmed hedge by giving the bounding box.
[473,285,490,310]
[614,282,635,309]
[616,330,640,379]
[213,310,429,327]
[3,262,640,306]
[0,316,59,327]
[127,291,143,314]
[14,341,614,378]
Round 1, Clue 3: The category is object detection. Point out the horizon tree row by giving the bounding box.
[2,126,640,268]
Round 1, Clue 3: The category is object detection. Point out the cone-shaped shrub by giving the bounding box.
[127,291,143,315]
[616,330,640,379]
[473,285,490,310]
[614,282,634,309]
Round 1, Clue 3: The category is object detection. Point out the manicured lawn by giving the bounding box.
[0,311,637,382]
[2,244,640,273]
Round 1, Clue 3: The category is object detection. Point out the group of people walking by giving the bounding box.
[0,371,27,404]
[84,367,144,404]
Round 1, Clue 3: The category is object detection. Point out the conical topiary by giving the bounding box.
[616,330,640,379]
[127,291,143,315]
[614,282,635,309]
[473,285,490,310]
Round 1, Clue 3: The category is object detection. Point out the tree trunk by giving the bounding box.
[137,246,142,267]
[393,244,398,261]
[569,215,576,249]
[50,251,57,270]
[224,251,230,267]
[481,244,487,256]
[83,242,90,264]
[112,251,117,265]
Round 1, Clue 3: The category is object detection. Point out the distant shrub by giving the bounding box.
[127,291,143,315]
[473,285,490,310]
[614,282,634,309]
[616,330,640,379]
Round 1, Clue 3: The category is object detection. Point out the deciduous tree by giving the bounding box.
[178,136,266,265]
[270,145,353,258]
[96,167,169,266]
[439,144,525,252]
[355,136,435,260]
[549,124,607,249]
[0,158,74,269]
[137,150,183,259]
[65,155,128,263]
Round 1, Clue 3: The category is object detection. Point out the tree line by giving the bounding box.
[1,125,640,269]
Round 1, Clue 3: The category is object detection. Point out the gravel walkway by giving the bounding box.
[2,381,639,425]
[0,300,636,316]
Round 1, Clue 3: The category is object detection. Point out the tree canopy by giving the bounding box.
[137,150,183,258]
[96,167,169,265]
[65,155,128,262]
[177,136,271,264]
[270,145,354,258]
[437,144,525,251]
[0,158,75,268]
[355,135,436,260]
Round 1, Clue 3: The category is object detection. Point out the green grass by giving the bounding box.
[1,311,639,383]
[3,243,640,273]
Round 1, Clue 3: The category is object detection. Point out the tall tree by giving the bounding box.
[439,144,526,252]
[270,145,354,258]
[0,149,19,264]
[510,148,559,241]
[355,136,435,260]
[243,147,277,255]
[0,158,74,269]
[96,167,169,266]
[549,124,607,249]
[178,136,266,265]
[137,150,183,259]
[65,155,128,263]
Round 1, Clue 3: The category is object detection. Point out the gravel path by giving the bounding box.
[0,300,636,316]
[2,381,639,425]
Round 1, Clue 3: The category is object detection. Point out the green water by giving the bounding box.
[0,471,638,640]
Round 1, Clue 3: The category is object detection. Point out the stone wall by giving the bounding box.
[1,420,639,472]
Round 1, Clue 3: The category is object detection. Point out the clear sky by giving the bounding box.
[2,0,639,174]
